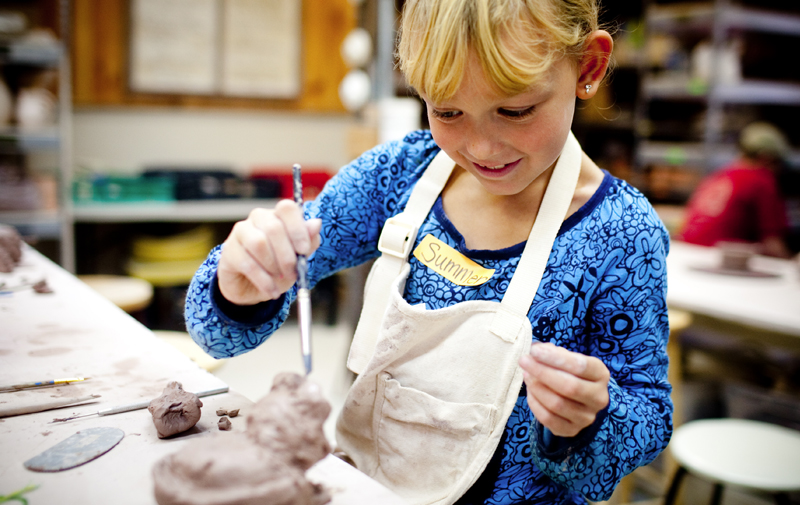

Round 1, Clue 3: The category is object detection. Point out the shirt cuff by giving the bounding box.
[210,273,285,327]
[535,404,610,460]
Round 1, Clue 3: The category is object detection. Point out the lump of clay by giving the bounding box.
[152,372,331,505]
[148,382,203,439]
[218,417,231,431]
[32,279,53,294]
[153,430,328,505]
[245,373,331,472]
[0,224,23,273]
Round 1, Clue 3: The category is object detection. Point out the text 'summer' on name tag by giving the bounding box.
[412,234,495,287]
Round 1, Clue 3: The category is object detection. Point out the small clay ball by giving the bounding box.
[216,409,228,417]
[218,417,231,431]
[228,409,239,418]
[32,280,53,294]
[148,382,203,439]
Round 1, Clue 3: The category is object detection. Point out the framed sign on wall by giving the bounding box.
[129,0,302,99]
[73,0,354,111]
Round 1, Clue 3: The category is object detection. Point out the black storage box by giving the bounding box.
[143,168,283,200]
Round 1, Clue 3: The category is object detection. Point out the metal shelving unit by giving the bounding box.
[72,199,279,223]
[0,0,73,270]
[634,0,800,186]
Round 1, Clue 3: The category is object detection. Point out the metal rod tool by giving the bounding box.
[49,386,229,423]
[292,163,312,376]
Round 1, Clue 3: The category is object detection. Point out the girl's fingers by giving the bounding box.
[247,206,298,279]
[519,345,610,433]
[218,241,279,303]
[526,375,598,431]
[231,219,285,280]
[529,342,608,382]
[525,387,580,437]
[307,219,322,251]
[273,199,314,255]
[520,352,604,407]
[217,202,322,305]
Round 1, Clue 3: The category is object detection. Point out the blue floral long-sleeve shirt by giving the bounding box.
[185,130,672,504]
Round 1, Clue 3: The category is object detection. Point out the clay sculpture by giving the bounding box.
[152,372,331,505]
[148,382,204,439]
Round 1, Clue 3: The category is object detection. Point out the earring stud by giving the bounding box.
[585,84,592,93]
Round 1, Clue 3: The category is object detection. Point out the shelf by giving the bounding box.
[0,210,63,239]
[648,3,800,37]
[0,126,61,150]
[643,76,800,104]
[636,141,800,169]
[0,40,62,67]
[715,81,800,104]
[0,3,72,271]
[636,141,736,167]
[642,75,711,101]
[647,3,716,34]
[72,199,279,223]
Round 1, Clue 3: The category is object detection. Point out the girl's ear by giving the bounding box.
[576,30,613,99]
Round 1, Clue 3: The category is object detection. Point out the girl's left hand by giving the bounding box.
[519,342,610,438]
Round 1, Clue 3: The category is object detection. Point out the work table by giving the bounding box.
[0,247,406,505]
[667,241,800,347]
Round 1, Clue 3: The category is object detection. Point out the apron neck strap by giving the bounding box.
[376,150,455,259]
[491,132,582,339]
[404,150,456,226]
[372,132,583,342]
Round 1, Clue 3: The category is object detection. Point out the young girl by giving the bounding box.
[185,1,672,503]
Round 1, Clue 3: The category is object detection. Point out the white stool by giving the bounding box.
[665,418,800,505]
[78,274,153,313]
[152,330,226,373]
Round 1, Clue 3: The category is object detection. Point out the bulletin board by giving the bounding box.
[72,0,355,112]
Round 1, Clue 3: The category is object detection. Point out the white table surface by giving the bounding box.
[667,241,800,339]
[0,248,407,505]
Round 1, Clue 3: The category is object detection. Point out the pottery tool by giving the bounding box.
[49,386,229,423]
[0,376,90,392]
[0,394,101,418]
[24,427,124,472]
[292,163,313,376]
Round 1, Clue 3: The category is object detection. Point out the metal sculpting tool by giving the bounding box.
[292,163,312,375]
[49,386,229,423]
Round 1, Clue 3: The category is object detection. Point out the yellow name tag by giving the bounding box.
[412,234,495,286]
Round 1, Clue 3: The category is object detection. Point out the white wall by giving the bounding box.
[71,108,357,175]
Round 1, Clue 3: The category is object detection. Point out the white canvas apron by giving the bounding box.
[336,132,583,505]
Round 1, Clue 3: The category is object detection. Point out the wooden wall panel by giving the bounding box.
[71,0,355,112]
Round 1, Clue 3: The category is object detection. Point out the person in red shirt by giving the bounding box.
[679,122,792,258]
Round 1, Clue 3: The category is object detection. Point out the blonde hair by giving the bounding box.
[397,0,600,102]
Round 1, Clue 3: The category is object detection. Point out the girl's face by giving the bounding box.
[421,52,580,198]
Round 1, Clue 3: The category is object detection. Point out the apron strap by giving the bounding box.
[349,132,582,371]
[490,132,582,340]
[348,150,456,374]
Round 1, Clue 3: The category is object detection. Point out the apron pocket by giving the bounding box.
[375,373,497,504]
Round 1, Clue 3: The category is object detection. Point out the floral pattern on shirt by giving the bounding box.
[185,130,672,505]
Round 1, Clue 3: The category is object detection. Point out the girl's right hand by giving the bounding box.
[217,199,322,306]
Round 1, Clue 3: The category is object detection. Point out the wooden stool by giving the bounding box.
[78,274,154,313]
[152,330,226,373]
[665,418,800,505]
